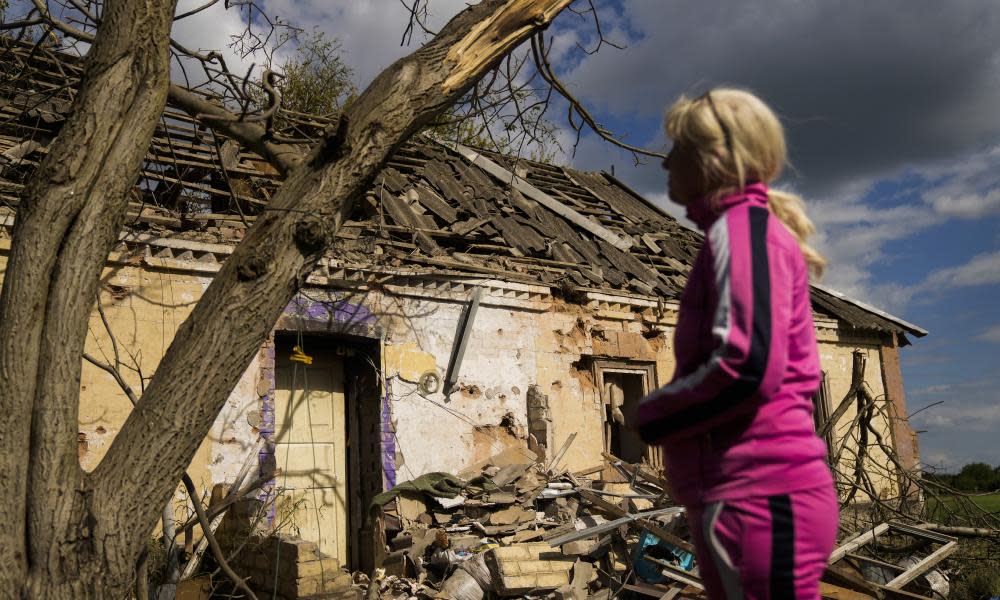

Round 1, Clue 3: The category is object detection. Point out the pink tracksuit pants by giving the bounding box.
[686,486,839,600]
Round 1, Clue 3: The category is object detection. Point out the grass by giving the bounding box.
[927,492,1000,520]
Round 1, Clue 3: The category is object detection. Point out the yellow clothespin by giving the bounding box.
[290,345,313,365]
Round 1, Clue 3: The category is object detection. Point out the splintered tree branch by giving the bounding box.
[442,0,571,93]
[93,0,575,567]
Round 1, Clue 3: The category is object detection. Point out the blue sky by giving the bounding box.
[178,0,999,470]
[11,0,995,470]
[543,2,1000,470]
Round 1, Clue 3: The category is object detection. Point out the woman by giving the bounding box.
[632,89,838,600]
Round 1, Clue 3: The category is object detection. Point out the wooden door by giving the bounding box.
[274,344,348,560]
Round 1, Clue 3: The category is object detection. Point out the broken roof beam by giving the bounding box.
[442,140,634,252]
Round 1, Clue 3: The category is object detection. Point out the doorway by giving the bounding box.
[271,334,381,568]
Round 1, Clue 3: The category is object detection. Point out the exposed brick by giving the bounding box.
[486,542,574,596]
[280,572,352,598]
[274,537,319,561]
[560,540,597,556]
[295,556,341,578]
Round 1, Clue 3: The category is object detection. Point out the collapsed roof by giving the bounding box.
[0,40,925,341]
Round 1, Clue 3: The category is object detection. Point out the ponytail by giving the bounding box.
[767,189,826,278]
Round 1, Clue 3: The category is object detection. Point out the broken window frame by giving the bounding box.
[828,521,959,592]
[590,359,662,468]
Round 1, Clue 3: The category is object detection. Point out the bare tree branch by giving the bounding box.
[166,83,303,174]
[28,0,95,41]
[181,474,259,600]
[530,32,665,161]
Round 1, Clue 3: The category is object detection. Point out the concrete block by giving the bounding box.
[295,556,341,578]
[560,540,597,556]
[486,542,574,596]
[272,537,319,561]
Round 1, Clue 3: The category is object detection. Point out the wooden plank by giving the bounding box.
[413,231,445,257]
[885,541,957,590]
[845,553,905,573]
[641,556,704,590]
[641,233,665,254]
[138,169,265,206]
[820,582,876,600]
[621,583,691,598]
[451,217,490,236]
[444,288,483,394]
[577,490,694,554]
[822,565,885,599]
[829,523,891,563]
[546,506,683,546]
[888,522,956,545]
[446,141,633,251]
[602,452,671,492]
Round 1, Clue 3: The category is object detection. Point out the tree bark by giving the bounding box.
[0,0,178,597]
[96,0,572,568]
[0,0,572,597]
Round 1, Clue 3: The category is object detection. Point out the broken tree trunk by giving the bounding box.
[0,1,576,598]
[0,0,179,597]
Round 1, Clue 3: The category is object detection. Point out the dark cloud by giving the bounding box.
[562,0,1000,199]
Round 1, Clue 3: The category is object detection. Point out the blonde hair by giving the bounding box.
[664,88,826,278]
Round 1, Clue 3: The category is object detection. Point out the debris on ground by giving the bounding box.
[358,451,701,600]
[204,449,992,599]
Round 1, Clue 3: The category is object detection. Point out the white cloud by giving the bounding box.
[920,449,958,471]
[171,0,263,85]
[912,403,1000,433]
[921,145,1000,218]
[802,145,1000,313]
[929,189,1000,219]
[977,324,1000,343]
[921,250,1000,290]
[259,0,472,89]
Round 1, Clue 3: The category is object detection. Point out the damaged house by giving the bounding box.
[0,43,928,591]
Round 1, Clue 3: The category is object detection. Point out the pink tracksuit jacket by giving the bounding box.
[636,183,833,506]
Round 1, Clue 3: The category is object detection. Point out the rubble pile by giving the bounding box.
[362,449,702,600]
[213,448,976,600]
[355,449,965,600]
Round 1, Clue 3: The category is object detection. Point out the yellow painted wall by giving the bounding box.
[0,238,906,510]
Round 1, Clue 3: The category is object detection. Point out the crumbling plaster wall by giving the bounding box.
[0,233,909,508]
[76,263,263,501]
[377,290,674,477]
